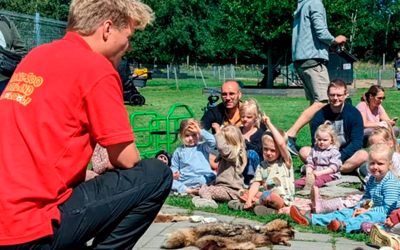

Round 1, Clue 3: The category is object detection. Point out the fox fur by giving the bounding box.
[154,213,192,223]
[162,219,294,250]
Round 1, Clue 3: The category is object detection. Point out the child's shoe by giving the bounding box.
[289,206,311,226]
[370,224,400,250]
[253,205,277,216]
[227,199,244,210]
[192,196,218,209]
[327,220,345,232]
[361,221,374,233]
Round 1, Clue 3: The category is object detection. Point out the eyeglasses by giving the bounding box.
[328,93,346,98]
[375,96,386,100]
[221,92,238,98]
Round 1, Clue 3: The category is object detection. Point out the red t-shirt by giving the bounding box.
[0,32,134,245]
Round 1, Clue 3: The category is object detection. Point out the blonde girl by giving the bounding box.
[311,125,400,214]
[295,122,342,189]
[242,115,294,213]
[170,119,216,195]
[192,125,247,208]
[239,98,265,184]
[342,124,400,175]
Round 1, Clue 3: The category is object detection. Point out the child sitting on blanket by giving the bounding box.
[228,115,295,215]
[192,125,247,208]
[170,119,216,195]
[309,126,400,215]
[290,143,400,233]
[295,122,342,190]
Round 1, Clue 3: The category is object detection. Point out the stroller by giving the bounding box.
[118,59,150,106]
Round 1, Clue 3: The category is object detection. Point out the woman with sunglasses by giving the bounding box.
[357,85,399,146]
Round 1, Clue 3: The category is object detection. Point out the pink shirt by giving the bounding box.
[356,101,385,123]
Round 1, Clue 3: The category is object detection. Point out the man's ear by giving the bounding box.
[102,20,113,41]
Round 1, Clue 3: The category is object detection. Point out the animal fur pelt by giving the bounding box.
[154,213,192,223]
[162,219,294,250]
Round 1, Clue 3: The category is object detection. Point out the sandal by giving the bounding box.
[227,199,244,211]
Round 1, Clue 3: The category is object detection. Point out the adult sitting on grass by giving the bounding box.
[201,80,243,134]
[0,0,172,249]
[298,79,363,165]
[356,85,399,147]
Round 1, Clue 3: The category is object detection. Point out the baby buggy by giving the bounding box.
[117,59,150,106]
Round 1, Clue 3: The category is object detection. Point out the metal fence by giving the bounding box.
[0,10,66,50]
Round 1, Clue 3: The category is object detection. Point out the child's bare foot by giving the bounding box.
[186,188,199,195]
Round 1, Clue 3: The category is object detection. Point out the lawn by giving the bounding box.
[126,78,400,242]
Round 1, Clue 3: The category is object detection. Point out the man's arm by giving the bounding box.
[339,107,363,162]
[310,1,335,45]
[106,141,140,169]
[310,110,324,146]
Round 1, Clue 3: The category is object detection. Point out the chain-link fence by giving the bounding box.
[0,10,66,50]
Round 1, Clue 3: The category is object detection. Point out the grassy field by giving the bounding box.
[127,78,400,242]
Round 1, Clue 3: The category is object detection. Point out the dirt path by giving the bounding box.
[352,79,395,89]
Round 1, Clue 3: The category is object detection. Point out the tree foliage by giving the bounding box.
[2,0,400,63]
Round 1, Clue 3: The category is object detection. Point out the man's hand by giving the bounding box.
[211,123,221,133]
[334,35,347,45]
[173,171,180,180]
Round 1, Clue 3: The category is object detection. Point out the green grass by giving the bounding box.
[128,78,400,242]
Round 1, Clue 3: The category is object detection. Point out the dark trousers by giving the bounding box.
[0,159,172,250]
[0,79,8,95]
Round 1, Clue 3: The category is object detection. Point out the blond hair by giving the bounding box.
[239,98,263,128]
[261,128,287,158]
[315,121,340,148]
[178,118,199,137]
[368,143,393,169]
[67,0,154,35]
[368,125,399,152]
[216,125,247,167]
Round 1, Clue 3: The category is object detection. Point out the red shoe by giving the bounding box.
[327,220,344,232]
[289,206,310,226]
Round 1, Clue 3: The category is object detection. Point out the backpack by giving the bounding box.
[0,15,22,77]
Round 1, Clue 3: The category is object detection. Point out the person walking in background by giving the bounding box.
[0,0,172,249]
[287,0,347,155]
[0,14,27,94]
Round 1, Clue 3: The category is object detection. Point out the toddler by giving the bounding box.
[192,125,247,208]
[295,122,342,189]
[291,143,400,233]
[170,119,216,195]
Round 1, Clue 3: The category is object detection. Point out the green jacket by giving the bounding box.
[0,15,27,81]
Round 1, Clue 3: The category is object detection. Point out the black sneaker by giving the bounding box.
[356,163,368,186]
[287,136,299,156]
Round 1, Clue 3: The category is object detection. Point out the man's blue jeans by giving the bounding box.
[0,159,172,250]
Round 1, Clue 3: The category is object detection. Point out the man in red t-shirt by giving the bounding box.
[0,0,172,249]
